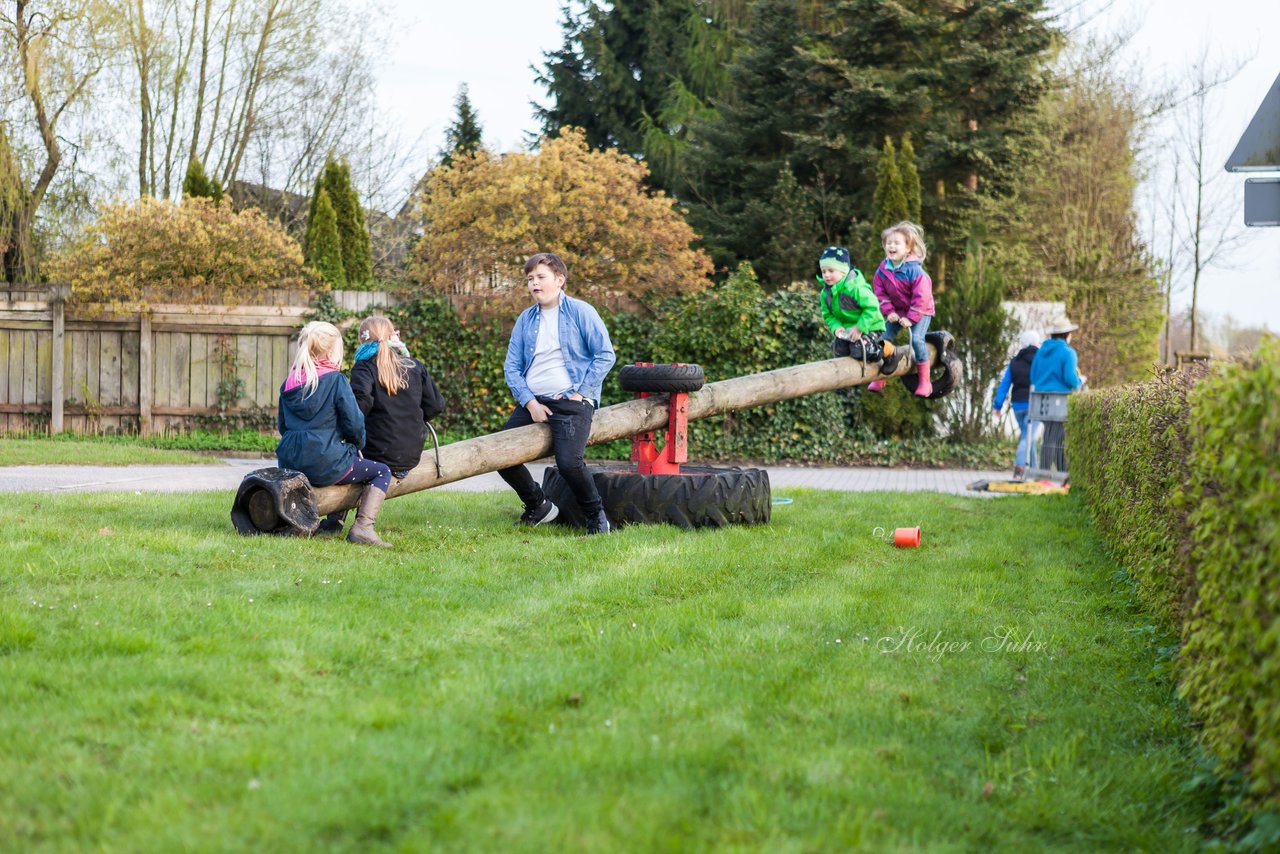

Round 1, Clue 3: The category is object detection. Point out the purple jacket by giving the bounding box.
[872,257,935,324]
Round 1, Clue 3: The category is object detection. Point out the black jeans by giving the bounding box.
[497,396,602,516]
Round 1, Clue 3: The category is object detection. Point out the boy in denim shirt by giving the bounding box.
[498,252,617,534]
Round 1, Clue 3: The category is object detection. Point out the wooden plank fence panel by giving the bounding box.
[36,329,51,403]
[22,330,37,405]
[272,334,289,406]
[255,335,274,406]
[235,335,255,408]
[85,329,101,410]
[0,330,9,404]
[100,332,122,406]
[121,331,140,408]
[190,334,209,409]
[154,332,172,410]
[172,332,191,410]
[99,331,123,433]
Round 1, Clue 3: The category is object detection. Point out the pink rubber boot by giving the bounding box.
[867,380,886,393]
[914,363,933,397]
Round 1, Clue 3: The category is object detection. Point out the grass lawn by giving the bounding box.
[0,488,1213,851]
[0,430,282,466]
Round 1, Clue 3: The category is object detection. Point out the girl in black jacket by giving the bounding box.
[318,316,445,534]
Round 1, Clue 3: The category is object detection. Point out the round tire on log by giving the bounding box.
[899,330,962,399]
[618,363,706,393]
[541,464,771,530]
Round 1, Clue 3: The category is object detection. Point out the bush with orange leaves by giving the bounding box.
[413,128,712,310]
[48,197,314,308]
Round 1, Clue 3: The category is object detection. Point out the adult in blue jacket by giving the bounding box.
[1028,316,1087,474]
[1029,316,1086,392]
[498,252,617,535]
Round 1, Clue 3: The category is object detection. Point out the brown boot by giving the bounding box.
[347,487,392,548]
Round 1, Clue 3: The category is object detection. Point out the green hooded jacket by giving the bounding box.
[817,269,886,335]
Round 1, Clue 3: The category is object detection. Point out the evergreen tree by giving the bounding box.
[870,136,909,260]
[440,84,484,170]
[304,157,373,288]
[899,133,921,223]
[933,236,1015,441]
[684,0,822,267]
[751,163,821,288]
[686,0,1056,280]
[306,188,346,288]
[537,0,736,193]
[181,156,223,202]
[303,170,326,258]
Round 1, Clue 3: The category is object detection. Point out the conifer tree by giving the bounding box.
[537,0,736,193]
[870,137,909,260]
[752,164,820,288]
[440,84,484,170]
[304,157,372,288]
[307,188,346,288]
[898,133,921,223]
[182,156,223,202]
[684,0,819,268]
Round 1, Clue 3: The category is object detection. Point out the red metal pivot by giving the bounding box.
[630,363,691,475]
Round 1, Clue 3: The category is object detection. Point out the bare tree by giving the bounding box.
[1170,47,1253,354]
[0,0,115,282]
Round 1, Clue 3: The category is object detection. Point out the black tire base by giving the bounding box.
[541,464,771,530]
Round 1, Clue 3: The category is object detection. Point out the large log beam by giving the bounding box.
[311,344,941,516]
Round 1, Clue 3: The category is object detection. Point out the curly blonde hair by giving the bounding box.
[882,221,927,261]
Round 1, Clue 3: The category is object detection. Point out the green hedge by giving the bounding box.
[1071,340,1280,816]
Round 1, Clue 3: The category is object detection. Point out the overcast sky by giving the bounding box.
[375,0,1280,333]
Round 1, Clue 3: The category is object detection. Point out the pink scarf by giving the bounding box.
[283,357,340,392]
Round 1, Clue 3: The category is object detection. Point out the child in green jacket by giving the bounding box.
[816,246,890,363]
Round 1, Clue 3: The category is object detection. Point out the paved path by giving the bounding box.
[0,458,1007,496]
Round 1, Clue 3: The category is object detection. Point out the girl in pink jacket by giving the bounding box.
[869,221,936,396]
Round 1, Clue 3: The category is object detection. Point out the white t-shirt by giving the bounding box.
[525,304,574,398]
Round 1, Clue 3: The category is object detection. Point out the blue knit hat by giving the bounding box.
[818,246,852,275]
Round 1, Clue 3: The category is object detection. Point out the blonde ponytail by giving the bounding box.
[290,321,344,397]
[358,316,411,395]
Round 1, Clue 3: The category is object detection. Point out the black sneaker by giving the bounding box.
[586,509,612,535]
[516,498,559,526]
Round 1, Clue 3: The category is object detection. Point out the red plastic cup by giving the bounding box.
[893,527,921,547]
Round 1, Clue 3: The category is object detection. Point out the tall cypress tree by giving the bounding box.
[182,155,223,201]
[305,158,373,288]
[899,133,921,223]
[440,84,484,170]
[870,136,909,260]
[307,188,346,288]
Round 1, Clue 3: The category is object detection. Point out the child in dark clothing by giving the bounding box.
[277,321,393,547]
[317,315,446,536]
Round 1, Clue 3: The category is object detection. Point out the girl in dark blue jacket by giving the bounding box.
[277,321,393,547]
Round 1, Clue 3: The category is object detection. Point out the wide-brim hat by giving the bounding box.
[1046,316,1079,335]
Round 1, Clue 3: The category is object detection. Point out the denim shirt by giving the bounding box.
[504,293,616,407]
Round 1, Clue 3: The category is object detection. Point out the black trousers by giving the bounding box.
[497,395,602,516]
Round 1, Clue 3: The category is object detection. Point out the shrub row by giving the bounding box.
[1071,339,1280,814]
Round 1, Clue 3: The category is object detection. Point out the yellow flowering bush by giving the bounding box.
[48,197,313,308]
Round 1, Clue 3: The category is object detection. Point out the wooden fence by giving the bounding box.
[0,286,396,435]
